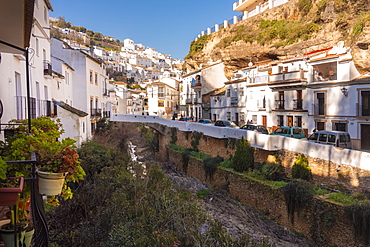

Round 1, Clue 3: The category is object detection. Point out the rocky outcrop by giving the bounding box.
[184,0,370,78]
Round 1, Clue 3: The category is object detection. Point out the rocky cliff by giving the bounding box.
[184,0,370,79]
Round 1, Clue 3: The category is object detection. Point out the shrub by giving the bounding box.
[260,162,285,181]
[203,156,224,180]
[231,137,254,172]
[291,154,312,181]
[140,127,159,153]
[345,200,370,245]
[283,179,314,224]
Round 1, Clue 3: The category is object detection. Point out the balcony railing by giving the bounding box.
[293,99,303,110]
[269,70,307,84]
[16,96,27,120]
[91,108,102,117]
[43,60,52,76]
[356,104,370,116]
[275,100,285,110]
[312,103,326,115]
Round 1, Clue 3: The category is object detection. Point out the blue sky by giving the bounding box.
[50,0,237,60]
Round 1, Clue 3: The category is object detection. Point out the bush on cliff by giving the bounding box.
[231,137,254,172]
[291,154,312,181]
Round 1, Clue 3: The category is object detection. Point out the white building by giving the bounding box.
[0,0,54,137]
[51,38,108,138]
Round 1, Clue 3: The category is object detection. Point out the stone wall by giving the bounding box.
[166,148,359,247]
[162,128,370,193]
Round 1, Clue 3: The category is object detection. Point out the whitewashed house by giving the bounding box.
[0,0,54,134]
[183,62,229,121]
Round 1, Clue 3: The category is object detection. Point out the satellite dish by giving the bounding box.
[248,62,253,67]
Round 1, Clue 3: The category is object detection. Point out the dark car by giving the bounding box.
[214,120,239,128]
[198,119,213,124]
[240,124,269,134]
[178,117,191,122]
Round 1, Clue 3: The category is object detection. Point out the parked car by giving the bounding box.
[307,130,352,149]
[270,126,306,139]
[240,124,269,134]
[178,117,191,122]
[198,119,213,124]
[214,120,239,128]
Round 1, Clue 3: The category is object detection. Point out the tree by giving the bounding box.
[71,26,87,33]
[93,32,103,40]
[86,30,94,37]
[55,16,71,29]
[231,137,254,172]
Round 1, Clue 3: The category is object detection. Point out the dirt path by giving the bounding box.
[132,134,315,247]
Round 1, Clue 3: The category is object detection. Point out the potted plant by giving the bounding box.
[0,176,24,206]
[0,209,28,247]
[5,117,85,200]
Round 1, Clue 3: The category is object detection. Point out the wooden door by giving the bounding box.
[361,124,370,150]
[287,116,293,127]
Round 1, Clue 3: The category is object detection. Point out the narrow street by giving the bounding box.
[130,131,315,247]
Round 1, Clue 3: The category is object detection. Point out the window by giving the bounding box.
[361,91,370,116]
[319,134,327,142]
[90,70,93,83]
[44,7,48,23]
[95,73,98,85]
[227,88,230,97]
[328,135,336,143]
[65,71,69,85]
[316,121,325,131]
[333,122,347,131]
[276,91,285,109]
[316,93,325,115]
[158,87,164,98]
[295,116,302,127]
[278,115,284,126]
[227,112,231,121]
[240,87,244,96]
[36,38,39,56]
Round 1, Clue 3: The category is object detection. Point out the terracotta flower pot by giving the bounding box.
[0,177,24,206]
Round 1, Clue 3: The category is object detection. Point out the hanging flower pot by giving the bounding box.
[36,170,65,196]
[0,177,24,206]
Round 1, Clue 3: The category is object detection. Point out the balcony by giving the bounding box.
[43,60,52,76]
[103,111,111,118]
[312,103,326,115]
[269,70,307,84]
[233,0,260,11]
[293,99,303,110]
[191,82,202,89]
[275,100,285,110]
[90,108,102,117]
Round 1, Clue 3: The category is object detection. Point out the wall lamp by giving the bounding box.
[341,87,348,97]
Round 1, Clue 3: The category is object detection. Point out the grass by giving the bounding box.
[196,189,210,198]
[327,192,355,205]
[217,19,319,49]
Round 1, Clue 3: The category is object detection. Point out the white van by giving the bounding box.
[307,130,352,149]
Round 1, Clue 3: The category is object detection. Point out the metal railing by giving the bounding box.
[16,96,27,120]
[5,155,49,247]
[312,103,326,115]
[43,60,52,76]
[90,108,102,117]
[293,99,303,110]
[275,100,285,110]
[356,104,370,116]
